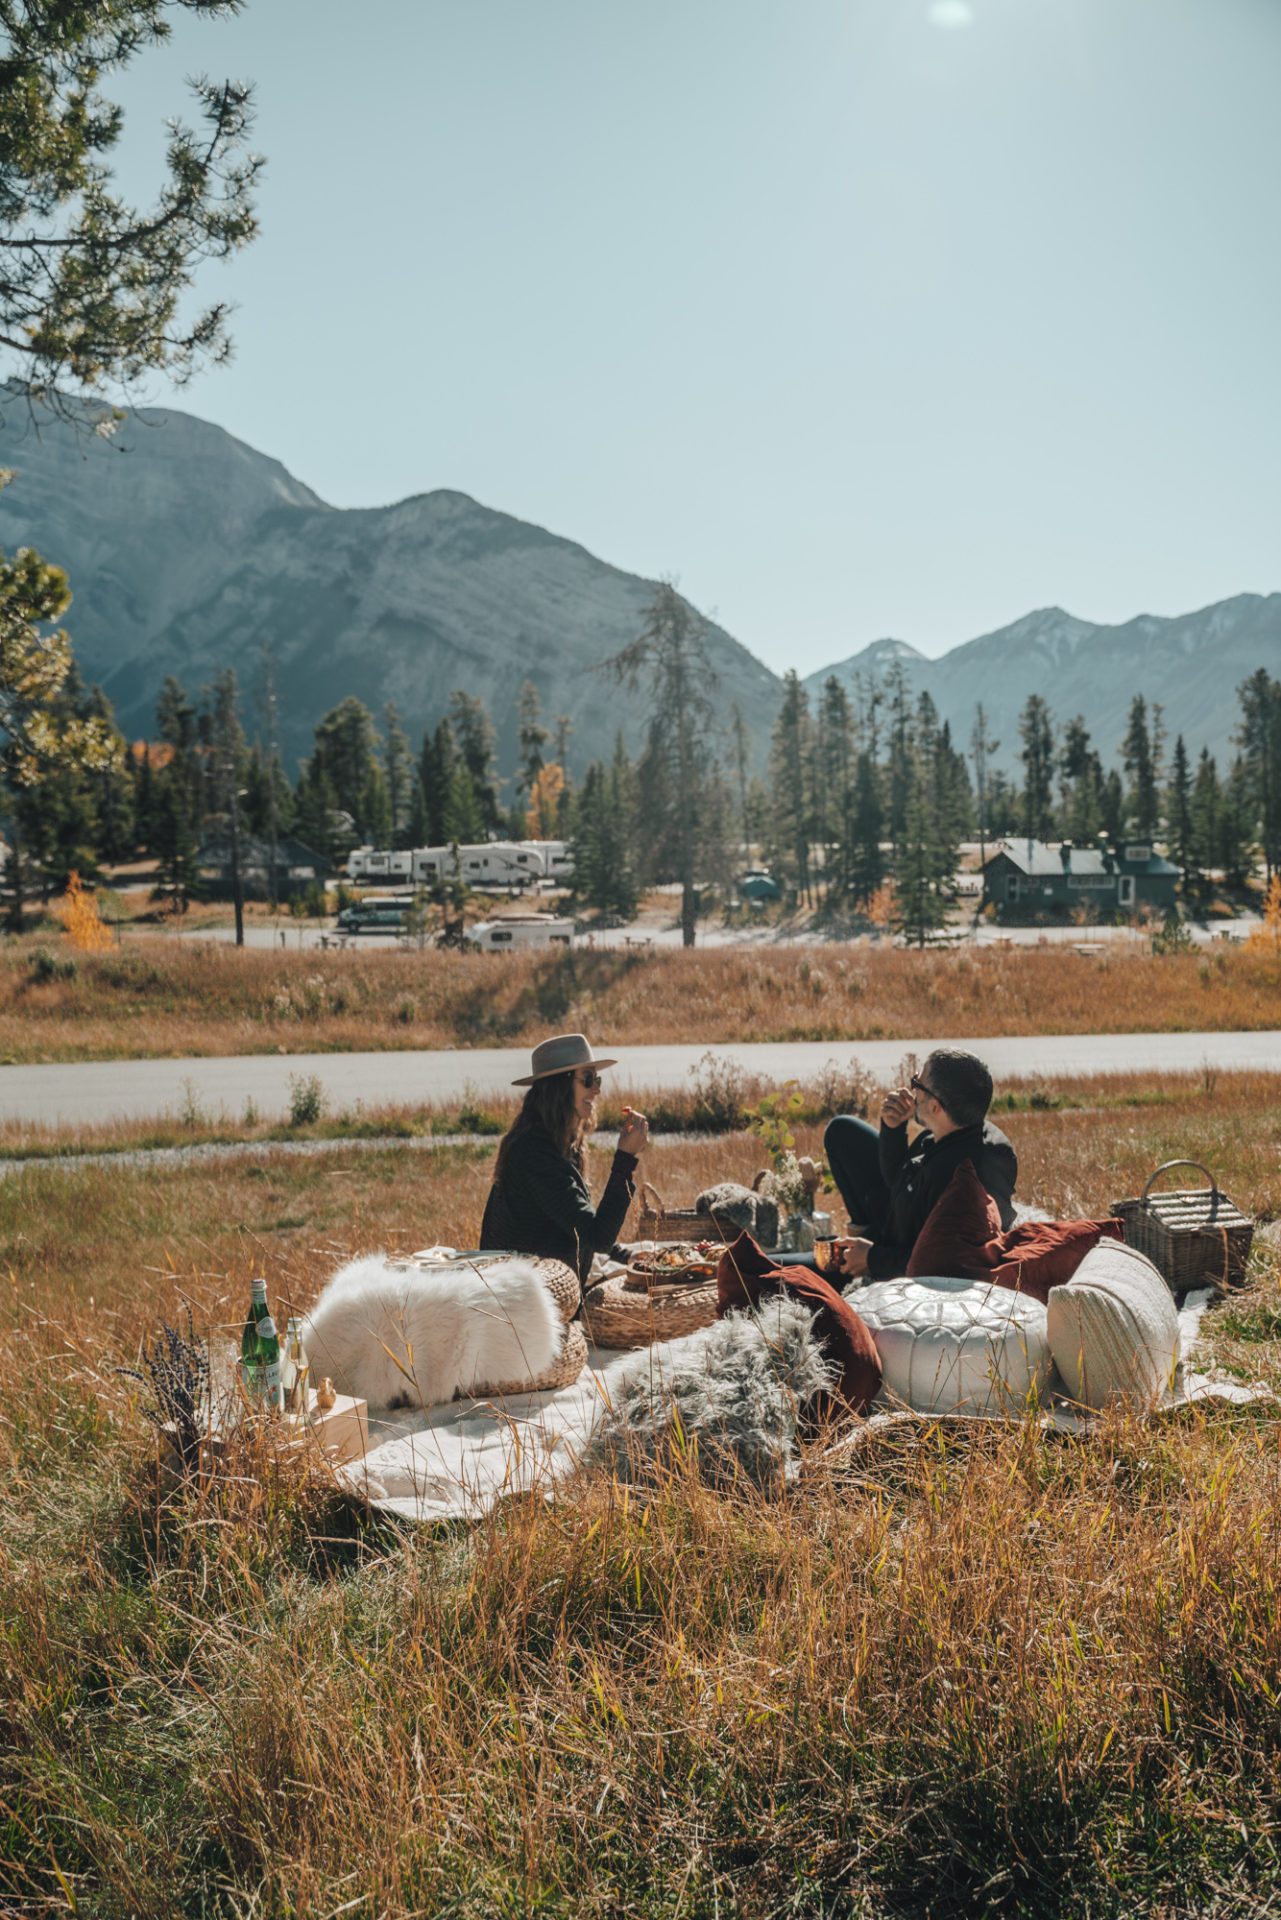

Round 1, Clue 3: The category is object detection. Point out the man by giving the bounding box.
[823,1047,1017,1282]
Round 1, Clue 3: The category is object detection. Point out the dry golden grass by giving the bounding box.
[3,1083,1281,1916]
[1,936,1279,1061]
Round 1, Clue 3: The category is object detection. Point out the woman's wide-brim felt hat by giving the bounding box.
[513,1033,618,1086]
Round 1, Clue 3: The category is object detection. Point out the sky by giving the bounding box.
[96,0,1281,675]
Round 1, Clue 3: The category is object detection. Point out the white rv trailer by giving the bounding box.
[349,841,568,888]
[346,846,414,884]
[522,840,574,880]
[467,913,575,952]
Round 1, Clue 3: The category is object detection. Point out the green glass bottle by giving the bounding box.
[241,1277,282,1411]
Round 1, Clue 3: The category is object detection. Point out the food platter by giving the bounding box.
[623,1241,721,1293]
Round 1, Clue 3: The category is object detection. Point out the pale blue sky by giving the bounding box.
[103,0,1280,673]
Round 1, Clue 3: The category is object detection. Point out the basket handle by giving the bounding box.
[1140,1159,1218,1204]
[638,1181,666,1213]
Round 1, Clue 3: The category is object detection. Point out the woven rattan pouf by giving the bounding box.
[479,1320,589,1398]
[526,1256,581,1322]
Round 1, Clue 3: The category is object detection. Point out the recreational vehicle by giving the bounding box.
[467,913,575,952]
[346,846,413,885]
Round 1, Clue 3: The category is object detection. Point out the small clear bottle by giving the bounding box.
[281,1316,310,1420]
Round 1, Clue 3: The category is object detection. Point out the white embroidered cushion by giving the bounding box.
[1045,1239,1178,1410]
[855,1276,1052,1416]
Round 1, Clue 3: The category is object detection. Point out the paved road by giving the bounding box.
[174,916,1260,954]
[3,1032,1280,1127]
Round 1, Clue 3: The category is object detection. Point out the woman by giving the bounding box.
[479,1033,649,1286]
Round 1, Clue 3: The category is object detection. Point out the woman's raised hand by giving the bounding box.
[617,1107,650,1157]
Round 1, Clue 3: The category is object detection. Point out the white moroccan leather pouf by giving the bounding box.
[854,1276,1053,1416]
[1046,1239,1178,1411]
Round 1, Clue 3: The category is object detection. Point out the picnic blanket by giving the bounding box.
[344,1285,1270,1526]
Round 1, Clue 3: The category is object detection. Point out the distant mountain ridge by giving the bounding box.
[804,597,1280,772]
[0,394,1273,778]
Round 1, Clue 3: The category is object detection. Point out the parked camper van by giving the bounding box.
[467,913,575,952]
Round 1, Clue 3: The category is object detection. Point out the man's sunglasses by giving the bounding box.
[575,1069,603,1091]
[910,1073,946,1109]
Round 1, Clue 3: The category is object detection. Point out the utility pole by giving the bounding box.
[228,772,245,946]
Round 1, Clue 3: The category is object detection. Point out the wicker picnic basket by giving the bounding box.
[636,1181,713,1245]
[581,1271,719,1351]
[1111,1159,1254,1293]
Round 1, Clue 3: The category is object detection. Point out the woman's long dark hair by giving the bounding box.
[494,1070,586,1179]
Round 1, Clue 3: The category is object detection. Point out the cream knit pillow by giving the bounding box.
[1046,1239,1178,1410]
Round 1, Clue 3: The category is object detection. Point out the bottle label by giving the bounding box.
[260,1315,278,1340]
[244,1358,282,1407]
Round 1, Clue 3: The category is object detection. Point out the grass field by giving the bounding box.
[3,1072,1281,1916]
[2,937,1280,1062]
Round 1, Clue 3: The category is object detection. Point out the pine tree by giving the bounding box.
[1235,669,1281,881]
[728,700,752,852]
[450,692,503,834]
[816,676,855,903]
[893,753,955,947]
[516,682,550,802]
[423,718,463,847]
[970,704,1000,866]
[1018,695,1055,843]
[885,658,914,858]
[1168,733,1196,897]
[598,582,719,947]
[769,672,813,903]
[408,775,429,849]
[1059,716,1104,846]
[849,751,885,908]
[1122,695,1159,837]
[384,704,411,849]
[1191,749,1221,885]
[310,698,381,838]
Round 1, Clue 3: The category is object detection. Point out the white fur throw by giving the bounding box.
[590,1295,835,1487]
[303,1255,561,1411]
[1046,1239,1179,1411]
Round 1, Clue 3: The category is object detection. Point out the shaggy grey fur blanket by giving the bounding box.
[590,1295,835,1488]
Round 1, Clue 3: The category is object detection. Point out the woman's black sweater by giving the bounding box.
[479,1127,638,1285]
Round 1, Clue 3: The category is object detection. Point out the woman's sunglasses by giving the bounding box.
[575,1069,603,1091]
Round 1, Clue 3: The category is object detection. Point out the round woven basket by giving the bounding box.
[479,1320,589,1399]
[581,1274,719,1351]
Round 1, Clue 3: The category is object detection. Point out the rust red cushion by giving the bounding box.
[987,1217,1125,1305]
[717,1230,882,1414]
[904,1158,1125,1307]
[905,1158,1002,1279]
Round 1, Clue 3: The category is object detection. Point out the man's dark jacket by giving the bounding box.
[479,1127,637,1285]
[867,1118,1018,1281]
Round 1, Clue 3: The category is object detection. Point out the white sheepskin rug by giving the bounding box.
[590,1295,836,1489]
[302,1255,562,1411]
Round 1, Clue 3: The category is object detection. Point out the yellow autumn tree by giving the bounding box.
[526,763,565,840]
[61,870,114,953]
[1246,873,1281,958]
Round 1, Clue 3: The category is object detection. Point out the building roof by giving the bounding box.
[984,839,1179,878]
[196,833,324,870]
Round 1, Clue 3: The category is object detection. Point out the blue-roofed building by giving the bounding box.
[982,838,1179,921]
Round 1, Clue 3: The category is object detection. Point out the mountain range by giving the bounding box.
[0,395,1274,780]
